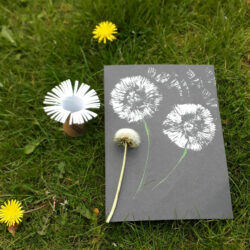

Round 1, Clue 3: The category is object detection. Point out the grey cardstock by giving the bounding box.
[105,65,233,222]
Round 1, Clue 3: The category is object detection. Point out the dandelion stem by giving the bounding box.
[106,142,128,223]
[152,148,187,190]
[134,120,150,198]
[24,204,47,214]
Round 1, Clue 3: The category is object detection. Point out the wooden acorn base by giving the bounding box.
[63,118,85,137]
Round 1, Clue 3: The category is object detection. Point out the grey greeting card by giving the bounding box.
[105,65,233,222]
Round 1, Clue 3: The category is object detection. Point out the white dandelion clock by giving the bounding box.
[153,104,216,190]
[110,75,162,123]
[44,79,100,136]
[113,128,141,148]
[110,75,162,196]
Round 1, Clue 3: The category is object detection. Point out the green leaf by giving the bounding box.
[1,26,16,46]
[24,144,36,154]
[75,204,92,220]
[23,139,43,154]
[58,162,65,172]
[58,162,65,179]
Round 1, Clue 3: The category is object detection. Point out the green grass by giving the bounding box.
[0,0,249,248]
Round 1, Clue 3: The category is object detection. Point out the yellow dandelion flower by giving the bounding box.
[93,21,117,44]
[0,200,24,227]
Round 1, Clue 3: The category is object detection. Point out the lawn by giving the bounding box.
[0,0,249,248]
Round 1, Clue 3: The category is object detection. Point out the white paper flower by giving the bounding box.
[163,104,216,151]
[110,75,162,123]
[44,79,100,125]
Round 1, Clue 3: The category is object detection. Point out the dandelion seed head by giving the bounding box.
[114,128,140,148]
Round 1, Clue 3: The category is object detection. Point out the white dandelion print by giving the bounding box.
[44,79,100,125]
[153,104,216,190]
[147,67,187,97]
[147,66,218,107]
[148,67,157,78]
[185,67,217,108]
[205,67,216,86]
[110,75,162,196]
[110,75,162,123]
[163,104,216,151]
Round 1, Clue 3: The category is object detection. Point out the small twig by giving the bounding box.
[52,196,56,212]
[37,198,56,235]
[39,213,50,235]
[23,204,47,214]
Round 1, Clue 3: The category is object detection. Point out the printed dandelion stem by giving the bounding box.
[152,148,187,190]
[134,120,150,197]
[106,143,128,223]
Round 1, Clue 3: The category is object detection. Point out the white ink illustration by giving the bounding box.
[110,75,162,123]
[44,79,100,125]
[110,75,163,197]
[110,68,218,193]
[155,72,170,83]
[185,67,217,108]
[186,68,204,89]
[148,67,217,108]
[148,67,157,78]
[205,67,216,86]
[153,104,216,190]
[162,104,216,151]
[147,67,187,97]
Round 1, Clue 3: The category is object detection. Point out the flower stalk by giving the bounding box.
[106,142,128,223]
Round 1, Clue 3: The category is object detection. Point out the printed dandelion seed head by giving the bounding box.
[114,128,141,148]
[43,79,100,125]
[93,21,117,44]
[0,200,24,227]
[110,76,162,123]
[163,104,216,151]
